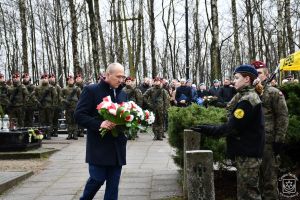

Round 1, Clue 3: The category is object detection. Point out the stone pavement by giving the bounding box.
[0,133,182,200]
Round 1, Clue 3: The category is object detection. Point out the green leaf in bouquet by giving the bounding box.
[111,128,118,137]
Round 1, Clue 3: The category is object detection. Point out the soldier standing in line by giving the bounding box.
[144,77,170,140]
[61,75,81,140]
[49,74,61,137]
[122,76,143,139]
[251,61,289,200]
[123,77,143,107]
[0,73,10,118]
[22,73,36,127]
[75,74,84,137]
[7,73,29,128]
[34,74,57,139]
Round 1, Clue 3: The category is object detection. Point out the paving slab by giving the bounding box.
[0,133,182,200]
[0,171,33,194]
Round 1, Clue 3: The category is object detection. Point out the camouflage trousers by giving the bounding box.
[24,106,35,127]
[39,107,54,133]
[236,157,262,200]
[259,144,279,200]
[152,110,164,139]
[8,106,24,128]
[52,107,62,133]
[65,108,77,137]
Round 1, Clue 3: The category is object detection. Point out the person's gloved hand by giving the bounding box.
[191,125,211,134]
[272,142,285,155]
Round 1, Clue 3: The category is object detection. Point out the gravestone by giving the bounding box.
[0,129,41,152]
[186,150,215,200]
[183,129,201,198]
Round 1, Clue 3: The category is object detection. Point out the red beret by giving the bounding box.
[67,75,74,81]
[22,73,29,78]
[251,61,266,69]
[41,74,48,79]
[153,77,162,82]
[12,73,20,78]
[125,76,133,82]
[48,73,56,78]
[0,73,4,78]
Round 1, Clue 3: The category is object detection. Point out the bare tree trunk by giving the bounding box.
[19,0,28,73]
[162,0,172,79]
[253,0,271,65]
[245,0,256,61]
[0,3,12,75]
[277,0,285,59]
[148,0,157,78]
[117,0,124,64]
[134,0,143,77]
[210,0,221,81]
[284,0,294,54]
[85,3,93,70]
[54,0,63,84]
[86,0,100,79]
[68,0,81,74]
[28,0,38,82]
[122,1,134,77]
[142,17,147,77]
[94,0,108,69]
[231,0,241,64]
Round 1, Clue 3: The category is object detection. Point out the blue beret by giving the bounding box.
[234,64,258,78]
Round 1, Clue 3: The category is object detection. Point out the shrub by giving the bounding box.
[278,83,300,170]
[168,104,227,169]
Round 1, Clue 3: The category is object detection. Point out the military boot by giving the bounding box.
[52,129,58,137]
[66,133,72,140]
[78,129,84,137]
[73,132,78,140]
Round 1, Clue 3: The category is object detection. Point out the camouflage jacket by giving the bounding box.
[261,84,288,143]
[122,85,143,107]
[227,84,288,143]
[7,82,29,107]
[143,86,170,113]
[50,83,62,106]
[34,83,57,108]
[23,82,36,107]
[0,82,10,106]
[61,84,81,109]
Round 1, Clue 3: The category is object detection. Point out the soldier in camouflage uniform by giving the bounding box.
[49,74,61,137]
[61,75,81,140]
[75,74,84,137]
[192,65,264,200]
[144,77,170,140]
[22,73,36,127]
[0,73,10,118]
[123,76,143,139]
[7,73,29,127]
[123,77,143,107]
[34,74,57,139]
[252,61,289,200]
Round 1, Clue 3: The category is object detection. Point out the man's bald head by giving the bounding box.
[105,63,125,88]
[106,63,124,74]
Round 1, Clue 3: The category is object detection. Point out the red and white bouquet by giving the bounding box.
[96,96,155,137]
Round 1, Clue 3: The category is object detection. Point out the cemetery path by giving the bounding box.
[0,133,182,200]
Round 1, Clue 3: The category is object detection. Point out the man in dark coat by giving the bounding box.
[175,78,192,107]
[74,63,127,200]
[218,77,236,106]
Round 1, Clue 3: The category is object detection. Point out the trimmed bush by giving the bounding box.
[168,104,227,169]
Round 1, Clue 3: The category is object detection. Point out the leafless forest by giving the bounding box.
[0,0,299,85]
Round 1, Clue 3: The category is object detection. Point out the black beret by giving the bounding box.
[234,64,258,78]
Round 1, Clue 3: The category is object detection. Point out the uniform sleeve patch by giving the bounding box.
[234,108,245,119]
